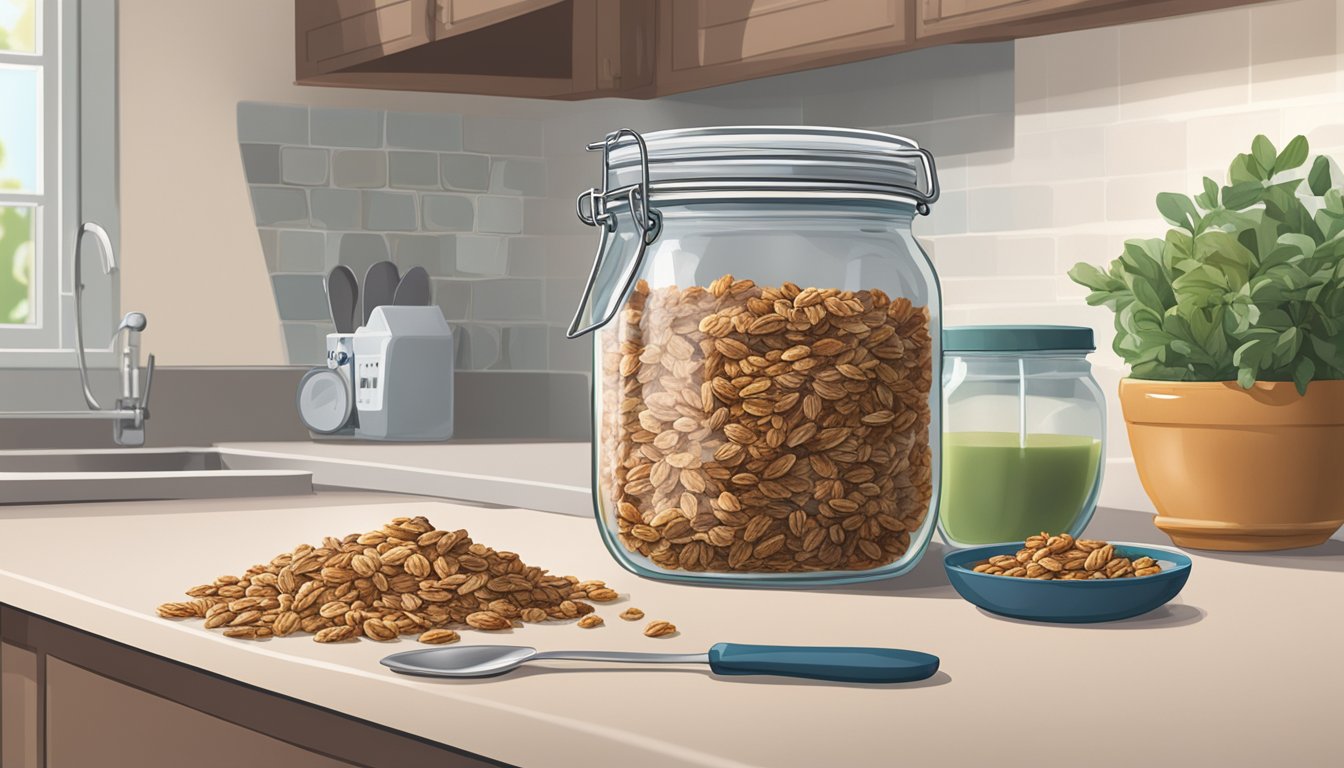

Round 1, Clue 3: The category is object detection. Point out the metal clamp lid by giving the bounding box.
[566,129,663,339]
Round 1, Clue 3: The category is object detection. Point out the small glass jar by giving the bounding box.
[566,127,943,587]
[939,326,1105,549]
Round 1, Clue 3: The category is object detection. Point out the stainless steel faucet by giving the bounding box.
[0,222,156,446]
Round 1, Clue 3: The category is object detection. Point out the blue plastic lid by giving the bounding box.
[944,325,1095,353]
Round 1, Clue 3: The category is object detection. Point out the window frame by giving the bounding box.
[0,0,119,367]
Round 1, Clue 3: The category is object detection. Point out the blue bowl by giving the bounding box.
[944,543,1192,623]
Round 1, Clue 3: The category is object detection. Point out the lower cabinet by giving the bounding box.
[45,658,356,768]
[1,606,502,768]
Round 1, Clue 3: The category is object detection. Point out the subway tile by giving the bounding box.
[237,102,308,145]
[548,326,592,372]
[1104,120,1187,176]
[1280,103,1344,154]
[1040,26,1120,129]
[249,186,309,226]
[311,107,385,148]
[332,233,389,281]
[927,234,1055,277]
[966,185,1054,232]
[387,111,463,151]
[257,228,279,272]
[452,323,502,370]
[545,278,586,324]
[389,234,456,277]
[456,235,508,275]
[1184,109,1283,175]
[362,191,418,231]
[309,188,361,229]
[506,237,547,277]
[879,112,1016,158]
[239,143,280,184]
[281,323,327,365]
[941,276,1059,305]
[547,235,601,279]
[332,150,388,188]
[545,153,593,197]
[477,196,524,234]
[431,279,472,321]
[471,279,545,321]
[499,325,550,370]
[1052,180,1107,226]
[440,153,491,191]
[463,116,544,156]
[525,197,587,236]
[1117,7,1250,120]
[1250,0,1339,101]
[914,189,967,237]
[388,151,442,189]
[421,194,475,232]
[271,275,330,322]
[1105,172,1187,222]
[924,235,996,277]
[489,158,546,195]
[276,230,326,273]
[280,147,329,186]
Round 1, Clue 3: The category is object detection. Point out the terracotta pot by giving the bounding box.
[1119,378,1344,551]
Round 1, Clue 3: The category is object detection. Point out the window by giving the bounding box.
[0,0,117,364]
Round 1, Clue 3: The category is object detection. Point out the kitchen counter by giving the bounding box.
[1,490,1340,767]
[214,440,590,516]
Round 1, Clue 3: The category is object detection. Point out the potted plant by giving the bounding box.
[1069,134,1344,551]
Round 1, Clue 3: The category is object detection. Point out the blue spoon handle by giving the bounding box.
[707,643,939,684]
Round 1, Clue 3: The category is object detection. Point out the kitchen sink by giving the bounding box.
[0,448,313,504]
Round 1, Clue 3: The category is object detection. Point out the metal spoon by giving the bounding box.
[392,265,431,307]
[381,643,939,684]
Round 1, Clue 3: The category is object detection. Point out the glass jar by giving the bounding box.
[566,127,943,587]
[939,326,1106,549]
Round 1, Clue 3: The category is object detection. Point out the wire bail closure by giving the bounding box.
[567,128,663,339]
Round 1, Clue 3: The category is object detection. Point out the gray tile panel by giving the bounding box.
[548,327,591,372]
[456,235,507,275]
[440,153,491,191]
[249,186,309,226]
[489,158,545,196]
[256,228,279,271]
[276,230,326,273]
[389,151,442,189]
[311,107,385,148]
[280,147,329,186]
[452,323,502,370]
[333,233,390,281]
[431,279,472,321]
[237,102,308,145]
[389,234,457,277]
[281,323,328,365]
[240,143,280,184]
[476,196,523,234]
[363,191,418,231]
[421,194,475,232]
[271,275,330,322]
[471,279,544,321]
[386,111,463,151]
[309,188,362,229]
[462,116,543,155]
[499,325,549,370]
[505,237,546,277]
[332,150,388,188]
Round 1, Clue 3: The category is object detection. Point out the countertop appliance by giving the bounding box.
[351,305,454,441]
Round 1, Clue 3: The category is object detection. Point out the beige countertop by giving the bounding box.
[214,440,590,516]
[1,490,1341,767]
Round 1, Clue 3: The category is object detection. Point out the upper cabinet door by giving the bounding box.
[658,0,912,96]
[433,0,568,37]
[296,0,434,79]
[917,0,1136,38]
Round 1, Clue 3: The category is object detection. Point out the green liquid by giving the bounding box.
[940,432,1102,545]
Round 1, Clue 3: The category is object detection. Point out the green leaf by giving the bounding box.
[1293,357,1315,396]
[1308,155,1333,196]
[1068,262,1114,292]
[1252,135,1277,175]
[1156,192,1200,231]
[1198,177,1220,210]
[1229,154,1260,185]
[1275,135,1309,173]
[1237,366,1257,389]
[1221,181,1263,210]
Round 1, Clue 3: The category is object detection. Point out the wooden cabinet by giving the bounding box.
[657,0,911,95]
[1,641,40,768]
[294,0,1266,99]
[295,0,434,81]
[295,0,655,99]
